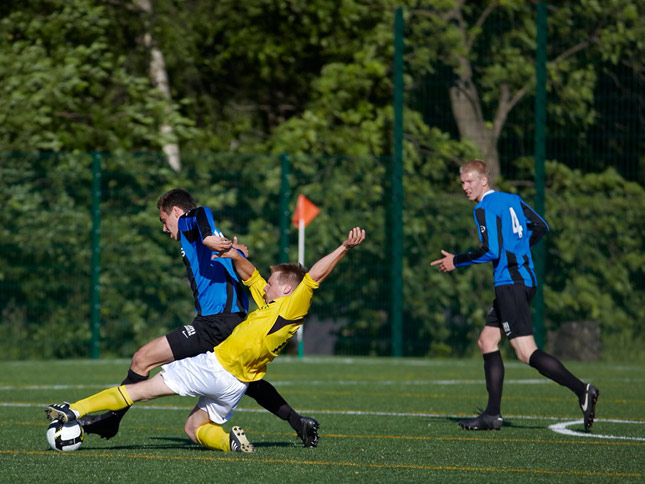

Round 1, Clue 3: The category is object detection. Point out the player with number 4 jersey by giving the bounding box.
[453,190,548,288]
[431,160,598,433]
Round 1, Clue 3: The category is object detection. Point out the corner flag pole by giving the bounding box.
[297,217,305,359]
[291,194,319,359]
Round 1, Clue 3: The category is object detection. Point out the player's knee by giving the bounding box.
[477,337,486,352]
[477,336,497,354]
[130,347,151,374]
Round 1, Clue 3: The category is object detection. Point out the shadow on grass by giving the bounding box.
[444,416,544,430]
[82,436,298,451]
[81,436,195,451]
[252,441,296,449]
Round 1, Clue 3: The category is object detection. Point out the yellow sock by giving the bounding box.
[195,422,230,451]
[71,385,134,417]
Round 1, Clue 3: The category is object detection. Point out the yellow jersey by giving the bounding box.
[214,269,319,382]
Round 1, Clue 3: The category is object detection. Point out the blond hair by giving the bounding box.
[269,263,307,289]
[459,159,489,179]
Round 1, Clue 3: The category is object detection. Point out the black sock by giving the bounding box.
[246,380,301,431]
[529,349,586,398]
[121,369,149,385]
[287,409,303,433]
[483,350,504,416]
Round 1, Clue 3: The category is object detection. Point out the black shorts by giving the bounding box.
[485,284,536,340]
[165,312,246,361]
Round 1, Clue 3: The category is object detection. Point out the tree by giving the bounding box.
[0,0,642,360]
[405,0,644,183]
[0,0,195,153]
[135,0,181,170]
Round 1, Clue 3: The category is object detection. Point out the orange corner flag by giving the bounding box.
[292,194,319,228]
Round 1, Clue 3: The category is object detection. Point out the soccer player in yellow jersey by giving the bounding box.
[46,227,366,453]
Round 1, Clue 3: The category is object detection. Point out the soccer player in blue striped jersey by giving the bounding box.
[81,189,320,447]
[431,160,599,431]
[176,204,248,316]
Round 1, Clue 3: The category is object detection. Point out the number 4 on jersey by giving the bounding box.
[509,207,523,238]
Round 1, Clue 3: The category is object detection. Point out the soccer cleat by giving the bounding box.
[78,411,121,440]
[458,412,503,431]
[229,426,254,453]
[297,417,320,448]
[579,383,599,431]
[46,402,79,423]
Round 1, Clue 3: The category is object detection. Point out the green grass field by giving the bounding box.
[1,357,643,483]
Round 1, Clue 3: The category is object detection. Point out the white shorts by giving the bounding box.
[161,351,248,424]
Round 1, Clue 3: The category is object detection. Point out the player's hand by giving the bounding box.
[343,227,366,249]
[430,250,456,272]
[231,237,249,257]
[214,237,246,260]
[203,235,232,254]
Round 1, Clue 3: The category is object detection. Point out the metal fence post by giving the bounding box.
[90,152,102,359]
[533,3,547,349]
[391,7,404,357]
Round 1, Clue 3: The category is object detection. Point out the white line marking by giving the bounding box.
[5,401,644,424]
[0,384,111,391]
[5,357,645,373]
[5,402,644,441]
[549,419,645,441]
[0,379,554,391]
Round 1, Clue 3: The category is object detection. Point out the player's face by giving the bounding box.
[460,170,488,202]
[159,207,182,240]
[264,272,288,304]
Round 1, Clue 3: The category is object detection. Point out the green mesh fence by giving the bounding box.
[403,3,644,360]
[0,152,396,359]
[1,3,643,361]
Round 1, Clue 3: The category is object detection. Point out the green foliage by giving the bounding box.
[5,149,642,360]
[543,163,645,357]
[0,153,93,358]
[404,0,644,179]
[146,0,398,152]
[0,0,196,152]
[0,1,642,359]
[0,152,278,358]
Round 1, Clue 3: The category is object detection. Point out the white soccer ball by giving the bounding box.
[46,419,84,452]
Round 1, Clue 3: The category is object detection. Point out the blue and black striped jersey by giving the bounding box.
[453,190,549,287]
[178,206,248,316]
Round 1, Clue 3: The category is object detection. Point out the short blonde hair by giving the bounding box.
[269,263,307,289]
[459,159,489,179]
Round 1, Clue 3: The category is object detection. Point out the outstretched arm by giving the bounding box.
[308,227,365,283]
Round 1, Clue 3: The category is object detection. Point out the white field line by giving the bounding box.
[9,356,643,374]
[0,379,553,391]
[3,402,643,441]
[549,419,645,441]
[3,400,644,424]
[7,377,645,390]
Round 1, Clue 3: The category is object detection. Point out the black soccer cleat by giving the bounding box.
[78,411,122,440]
[229,426,254,453]
[297,416,320,447]
[458,412,503,431]
[46,403,79,423]
[579,383,599,431]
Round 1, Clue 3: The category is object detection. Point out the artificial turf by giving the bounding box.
[1,357,643,483]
